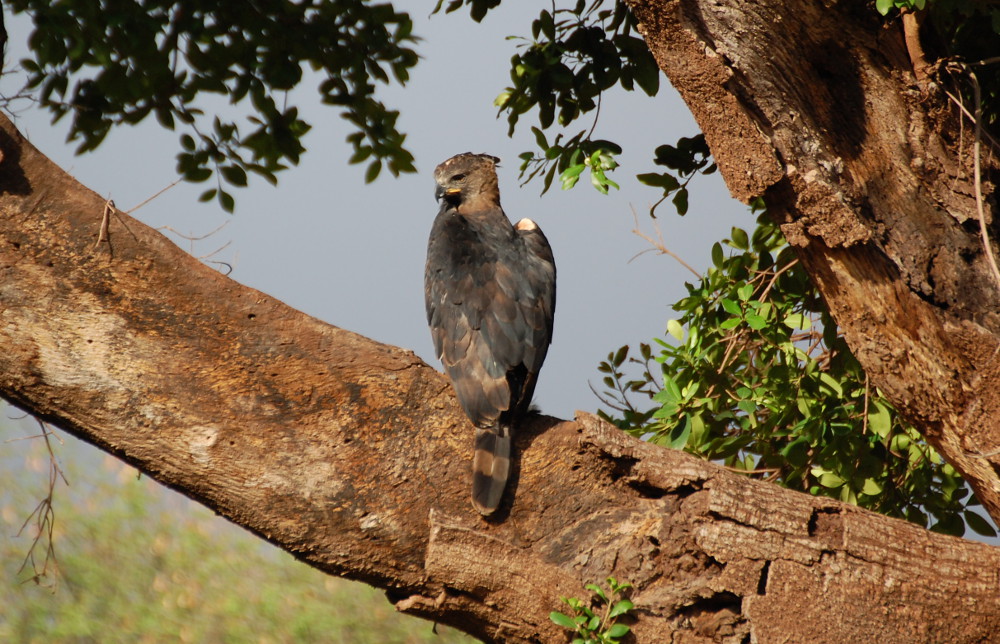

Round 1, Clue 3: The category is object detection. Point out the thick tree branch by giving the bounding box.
[2,106,1000,641]
[627,0,1000,524]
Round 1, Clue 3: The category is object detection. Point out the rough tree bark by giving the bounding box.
[625,0,1000,524]
[2,2,1000,643]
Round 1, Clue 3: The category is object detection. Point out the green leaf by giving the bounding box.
[964,511,998,537]
[606,623,631,638]
[868,400,892,438]
[667,415,691,449]
[550,611,578,630]
[781,438,811,468]
[730,227,749,250]
[687,413,707,448]
[890,433,910,452]
[720,298,742,317]
[590,168,610,194]
[608,599,633,618]
[930,513,965,537]
[782,313,810,330]
[906,507,928,527]
[365,160,383,183]
[607,577,631,592]
[221,165,248,187]
[561,163,585,190]
[348,145,373,164]
[636,172,679,191]
[860,478,883,496]
[184,166,213,183]
[532,126,549,150]
[662,375,682,402]
[672,186,689,215]
[817,472,845,488]
[711,242,724,267]
[818,373,843,397]
[218,190,235,213]
[667,319,684,341]
[585,583,608,602]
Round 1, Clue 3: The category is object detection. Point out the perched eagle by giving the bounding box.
[425,153,556,515]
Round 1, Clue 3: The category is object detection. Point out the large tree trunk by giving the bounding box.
[3,1,1000,642]
[625,0,1000,526]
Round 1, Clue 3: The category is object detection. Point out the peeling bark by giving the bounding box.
[2,106,1000,642]
[626,0,1000,526]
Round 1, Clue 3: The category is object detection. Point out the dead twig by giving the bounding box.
[862,373,871,435]
[93,199,114,251]
[16,419,69,589]
[127,179,181,214]
[943,63,1000,293]
[629,207,701,278]
[967,69,1000,292]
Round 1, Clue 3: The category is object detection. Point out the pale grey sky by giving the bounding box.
[1,6,748,422]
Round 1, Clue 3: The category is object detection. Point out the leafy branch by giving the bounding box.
[550,577,634,644]
[7,0,419,211]
[597,208,993,537]
[488,1,658,196]
[636,135,716,216]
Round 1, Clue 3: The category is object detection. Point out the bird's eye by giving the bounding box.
[450,173,466,182]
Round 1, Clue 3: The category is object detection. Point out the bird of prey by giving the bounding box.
[425,152,556,515]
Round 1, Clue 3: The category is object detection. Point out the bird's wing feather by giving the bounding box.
[510,218,556,411]
[425,207,556,428]
[426,207,510,426]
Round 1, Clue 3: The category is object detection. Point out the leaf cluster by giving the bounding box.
[496,2,658,134]
[10,0,419,211]
[488,1,659,196]
[597,209,993,537]
[521,127,622,194]
[636,135,716,216]
[432,0,502,24]
[549,577,633,644]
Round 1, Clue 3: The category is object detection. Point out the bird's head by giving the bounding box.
[434,153,501,207]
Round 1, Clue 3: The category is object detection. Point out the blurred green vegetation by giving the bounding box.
[0,414,474,644]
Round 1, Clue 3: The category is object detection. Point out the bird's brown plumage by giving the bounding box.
[425,153,556,515]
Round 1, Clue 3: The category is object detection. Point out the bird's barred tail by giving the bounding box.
[472,424,511,515]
